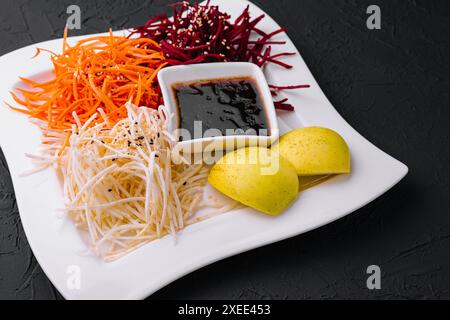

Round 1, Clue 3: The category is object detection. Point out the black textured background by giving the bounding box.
[0,0,449,300]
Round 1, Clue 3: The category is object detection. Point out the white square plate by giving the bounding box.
[0,0,407,299]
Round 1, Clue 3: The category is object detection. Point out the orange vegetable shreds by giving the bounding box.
[8,30,167,130]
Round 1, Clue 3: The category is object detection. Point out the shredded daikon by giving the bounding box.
[22,101,235,261]
[59,103,210,261]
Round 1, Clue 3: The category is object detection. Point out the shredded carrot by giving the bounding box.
[58,131,71,156]
[8,29,167,131]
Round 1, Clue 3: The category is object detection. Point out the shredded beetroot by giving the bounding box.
[269,85,311,110]
[269,84,311,91]
[273,98,295,111]
[131,1,309,111]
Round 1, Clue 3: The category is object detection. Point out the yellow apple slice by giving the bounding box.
[208,147,299,216]
[272,127,351,176]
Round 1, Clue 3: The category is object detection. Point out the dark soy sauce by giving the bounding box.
[173,77,270,137]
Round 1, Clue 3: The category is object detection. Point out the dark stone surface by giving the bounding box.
[0,0,449,300]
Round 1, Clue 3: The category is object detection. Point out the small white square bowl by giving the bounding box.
[157,62,279,154]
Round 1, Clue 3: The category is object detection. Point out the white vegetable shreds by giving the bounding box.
[61,104,208,261]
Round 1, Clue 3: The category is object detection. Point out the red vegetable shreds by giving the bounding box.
[131,1,309,111]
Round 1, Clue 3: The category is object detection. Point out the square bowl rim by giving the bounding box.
[157,61,280,148]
